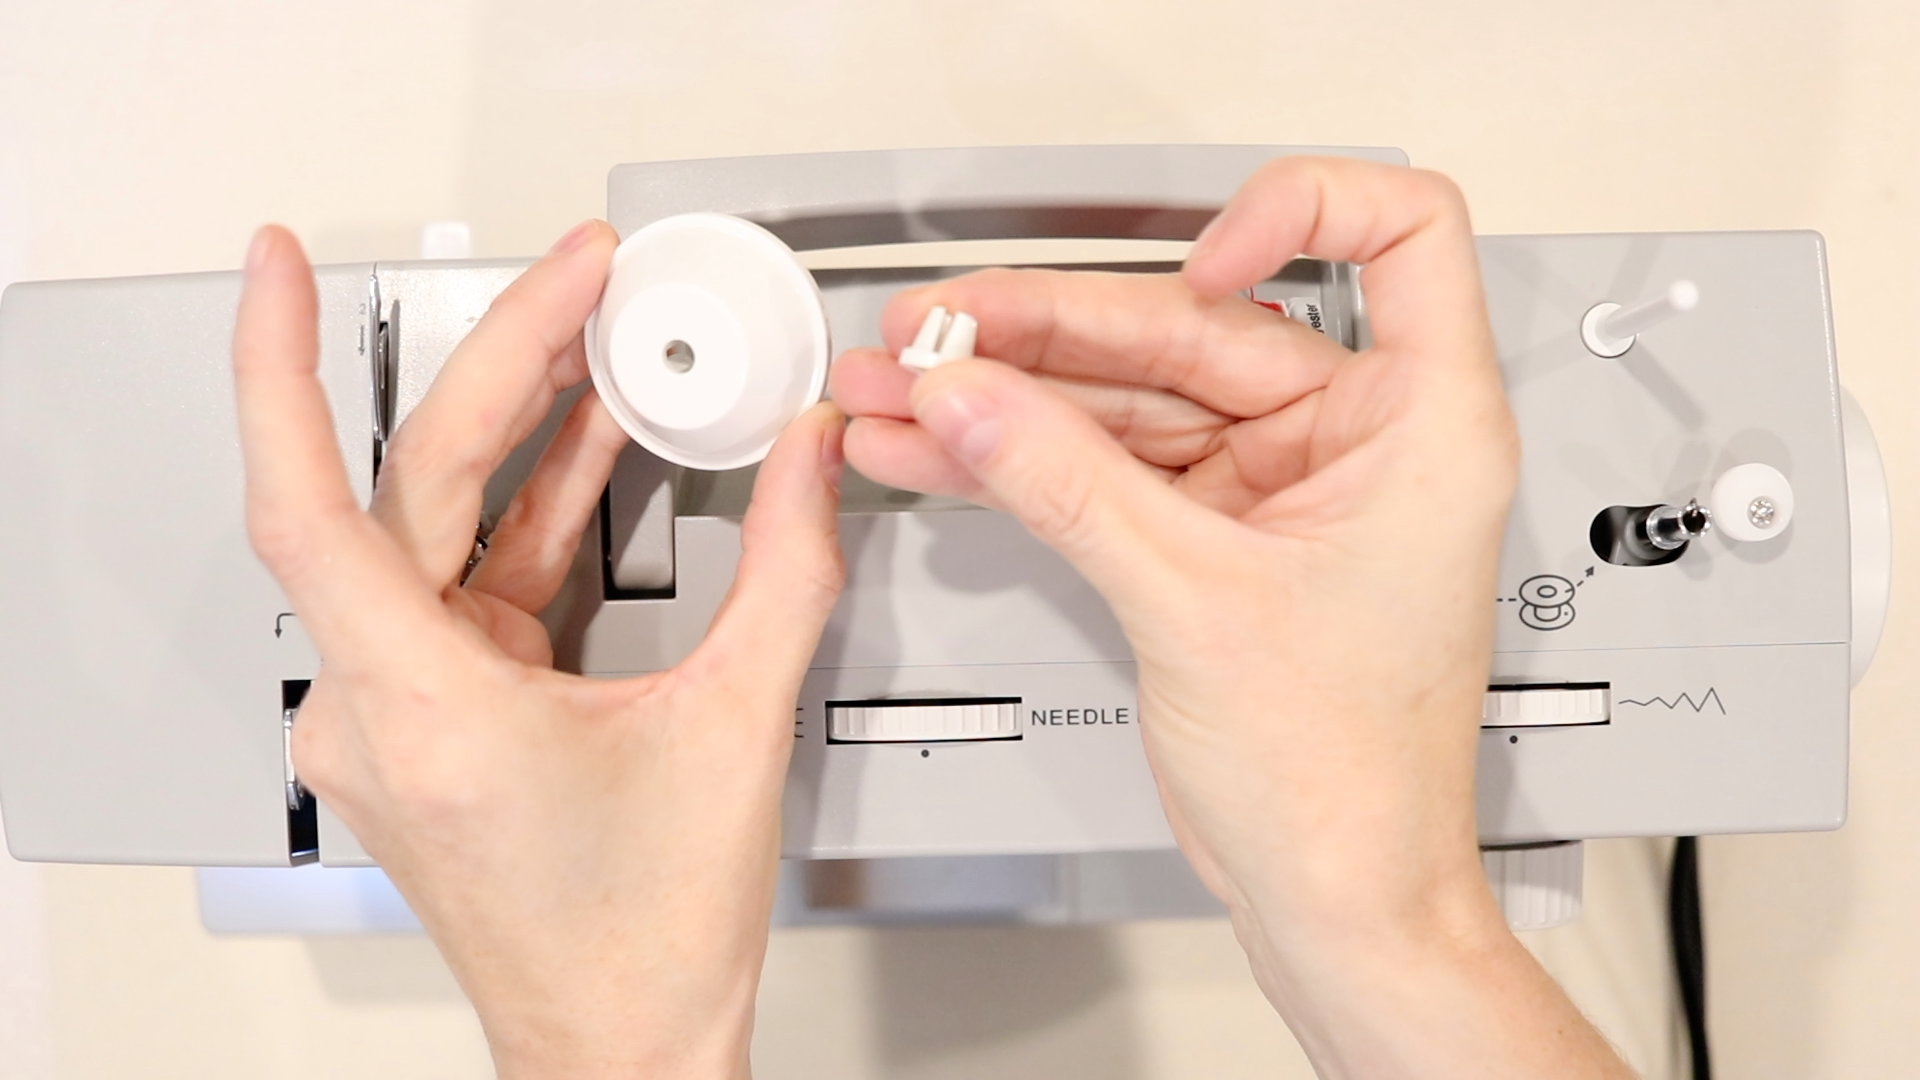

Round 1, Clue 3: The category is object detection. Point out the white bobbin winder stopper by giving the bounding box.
[586,213,831,471]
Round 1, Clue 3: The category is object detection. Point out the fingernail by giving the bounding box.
[245,227,273,276]
[917,387,1003,468]
[548,219,598,255]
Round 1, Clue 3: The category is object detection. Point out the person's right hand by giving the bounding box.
[831,157,1632,1078]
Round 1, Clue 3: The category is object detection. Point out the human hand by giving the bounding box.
[234,221,846,1080]
[831,158,1630,1077]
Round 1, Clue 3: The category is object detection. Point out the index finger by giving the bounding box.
[878,268,1346,421]
[1182,157,1494,374]
[233,226,443,657]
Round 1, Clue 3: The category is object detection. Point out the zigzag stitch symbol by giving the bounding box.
[1615,688,1727,715]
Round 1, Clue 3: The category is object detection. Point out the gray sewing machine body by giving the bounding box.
[0,147,1885,928]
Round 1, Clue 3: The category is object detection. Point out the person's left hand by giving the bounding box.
[234,220,847,1080]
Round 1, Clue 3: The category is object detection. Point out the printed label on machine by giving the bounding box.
[1029,706,1133,727]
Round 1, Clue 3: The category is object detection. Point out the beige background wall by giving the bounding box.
[0,1,1913,1076]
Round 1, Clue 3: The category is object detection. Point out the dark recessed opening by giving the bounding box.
[663,339,695,373]
[283,679,318,863]
[1590,505,1688,567]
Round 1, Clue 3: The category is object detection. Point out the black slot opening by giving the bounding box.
[283,679,318,864]
[1591,505,1687,567]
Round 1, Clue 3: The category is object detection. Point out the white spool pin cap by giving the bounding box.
[586,213,830,471]
[1709,463,1795,542]
[898,305,977,372]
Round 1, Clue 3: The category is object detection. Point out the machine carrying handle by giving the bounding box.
[606,144,1408,248]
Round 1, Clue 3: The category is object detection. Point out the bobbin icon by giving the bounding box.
[1516,574,1577,631]
[586,213,831,471]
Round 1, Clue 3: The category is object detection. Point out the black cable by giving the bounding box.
[1669,836,1711,1080]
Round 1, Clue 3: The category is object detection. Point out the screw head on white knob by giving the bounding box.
[1709,463,1794,542]
[585,213,830,471]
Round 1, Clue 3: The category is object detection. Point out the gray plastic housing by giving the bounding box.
[0,146,1852,871]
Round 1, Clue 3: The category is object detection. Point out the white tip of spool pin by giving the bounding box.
[1708,462,1794,543]
[1581,279,1699,358]
[585,213,830,471]
[898,305,978,372]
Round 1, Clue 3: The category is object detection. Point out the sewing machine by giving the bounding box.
[0,146,1889,930]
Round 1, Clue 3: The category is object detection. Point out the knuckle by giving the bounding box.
[293,672,500,825]
[962,265,1030,295]
[366,702,488,819]
[481,284,572,359]
[246,507,315,580]
[1258,155,1332,206]
[815,543,849,600]
[288,709,346,803]
[496,480,564,550]
[1018,460,1104,556]
[744,518,846,611]
[1253,154,1306,188]
[380,432,488,495]
[1409,168,1470,220]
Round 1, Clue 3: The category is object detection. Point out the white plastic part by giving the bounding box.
[1841,387,1891,685]
[1580,279,1699,358]
[1482,841,1583,931]
[419,221,473,260]
[586,213,830,471]
[1480,685,1610,728]
[828,700,1021,742]
[898,305,978,372]
[1709,462,1795,543]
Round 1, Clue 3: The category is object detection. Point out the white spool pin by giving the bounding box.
[586,214,830,471]
[1708,463,1795,543]
[1581,279,1699,358]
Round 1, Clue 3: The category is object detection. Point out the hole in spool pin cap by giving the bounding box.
[663,339,695,374]
[584,213,830,471]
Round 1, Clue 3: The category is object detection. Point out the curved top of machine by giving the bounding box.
[607,144,1408,246]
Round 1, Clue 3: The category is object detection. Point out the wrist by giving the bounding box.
[476,967,759,1080]
[1222,858,1633,1079]
[1225,842,1512,1002]
[488,1017,753,1080]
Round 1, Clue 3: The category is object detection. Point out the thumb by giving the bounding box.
[909,360,1189,609]
[691,402,847,685]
